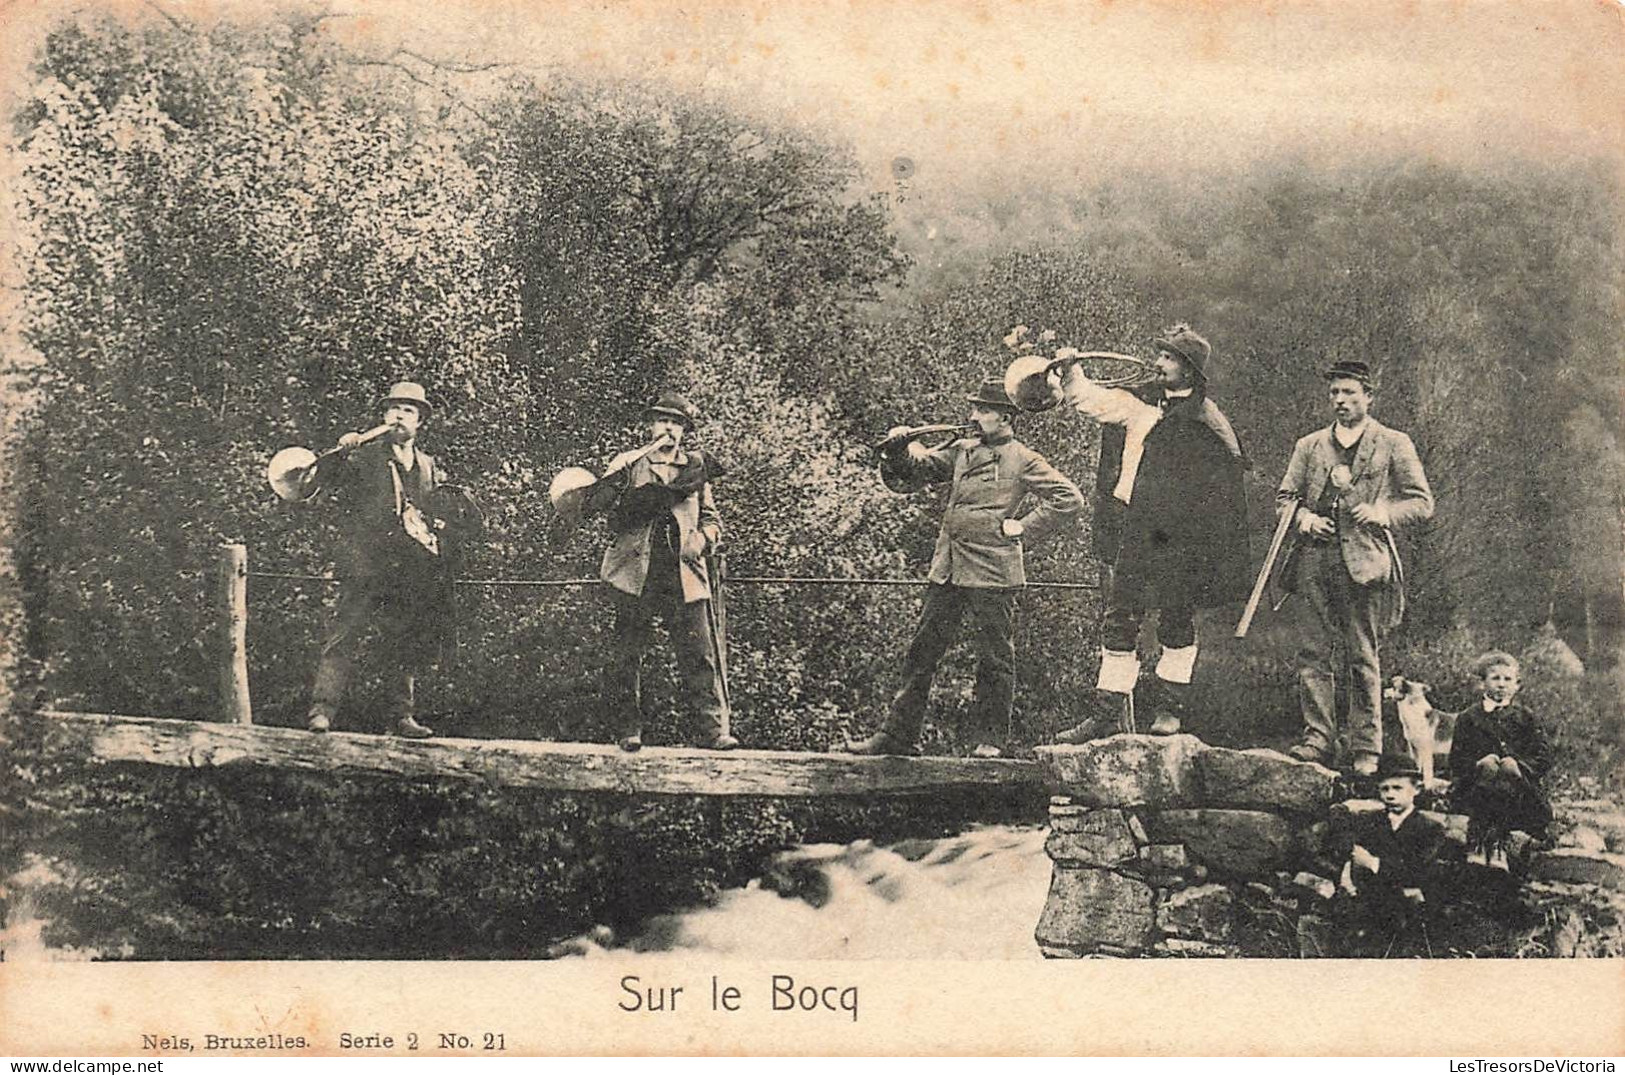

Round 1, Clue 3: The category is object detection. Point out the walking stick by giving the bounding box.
[704,548,732,730]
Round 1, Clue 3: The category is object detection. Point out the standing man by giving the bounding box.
[843,377,1084,757]
[1054,325,1251,742]
[585,391,735,753]
[1276,361,1433,776]
[305,381,461,738]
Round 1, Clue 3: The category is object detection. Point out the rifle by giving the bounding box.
[1235,496,1299,638]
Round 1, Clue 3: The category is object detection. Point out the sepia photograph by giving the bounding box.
[0,0,1622,1056]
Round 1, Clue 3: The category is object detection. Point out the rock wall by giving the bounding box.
[1033,735,1625,958]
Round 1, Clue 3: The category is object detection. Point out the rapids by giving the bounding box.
[553,825,1051,960]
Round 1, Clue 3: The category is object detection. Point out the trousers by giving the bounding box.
[603,557,727,741]
[309,578,426,725]
[1294,544,1383,758]
[1100,594,1196,653]
[885,583,1018,747]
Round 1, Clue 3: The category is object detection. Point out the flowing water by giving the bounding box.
[554,825,1052,960]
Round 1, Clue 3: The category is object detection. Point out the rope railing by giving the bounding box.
[217,543,1104,725]
[246,570,1102,591]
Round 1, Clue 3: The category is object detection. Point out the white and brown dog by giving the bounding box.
[1383,676,1455,790]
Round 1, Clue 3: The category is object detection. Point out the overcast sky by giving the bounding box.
[318,0,1625,186]
[2,0,1621,199]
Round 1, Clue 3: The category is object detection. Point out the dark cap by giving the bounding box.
[1324,361,1375,387]
[966,377,1018,411]
[644,390,697,427]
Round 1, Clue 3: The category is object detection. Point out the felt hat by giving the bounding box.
[378,380,433,416]
[1374,753,1424,781]
[966,377,1018,411]
[644,390,697,427]
[1153,324,1212,383]
[1323,360,1375,387]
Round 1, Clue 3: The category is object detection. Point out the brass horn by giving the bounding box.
[1003,350,1159,413]
[548,435,676,528]
[875,423,972,493]
[267,423,393,502]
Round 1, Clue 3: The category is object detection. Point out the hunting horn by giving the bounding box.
[267,423,393,502]
[548,434,677,527]
[1003,350,1160,413]
[874,423,972,493]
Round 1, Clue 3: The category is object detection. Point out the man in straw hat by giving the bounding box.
[1276,360,1433,776]
[843,376,1083,758]
[1053,324,1251,743]
[583,390,735,752]
[304,380,460,738]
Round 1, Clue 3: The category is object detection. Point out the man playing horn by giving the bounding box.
[583,391,736,753]
[844,377,1084,758]
[304,380,463,738]
[1277,361,1433,776]
[1053,325,1251,742]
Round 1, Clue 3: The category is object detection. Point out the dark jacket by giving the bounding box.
[884,431,1083,588]
[1347,807,1447,898]
[1099,388,1252,609]
[315,440,446,580]
[1448,701,1553,834]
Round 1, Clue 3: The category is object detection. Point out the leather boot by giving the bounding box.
[840,730,915,756]
[1147,678,1187,735]
[1054,692,1136,744]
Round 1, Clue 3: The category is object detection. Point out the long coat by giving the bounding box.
[590,446,722,603]
[883,432,1083,588]
[1096,389,1252,610]
[1276,418,1434,587]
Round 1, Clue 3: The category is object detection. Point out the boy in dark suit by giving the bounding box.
[1447,651,1553,865]
[1338,753,1446,950]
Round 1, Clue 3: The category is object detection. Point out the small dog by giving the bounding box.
[1383,676,1454,790]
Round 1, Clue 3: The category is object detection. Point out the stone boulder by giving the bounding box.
[1198,746,1339,813]
[1035,734,1204,808]
[1144,809,1296,875]
[1157,882,1235,943]
[1045,808,1137,868]
[1528,849,1625,889]
[1034,865,1156,953]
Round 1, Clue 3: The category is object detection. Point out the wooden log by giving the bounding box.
[217,543,253,725]
[28,711,1044,799]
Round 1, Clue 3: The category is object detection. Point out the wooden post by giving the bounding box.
[217,542,253,724]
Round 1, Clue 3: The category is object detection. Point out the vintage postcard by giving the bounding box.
[1,0,1622,1057]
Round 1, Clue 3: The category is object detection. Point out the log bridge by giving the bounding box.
[26,710,1043,799]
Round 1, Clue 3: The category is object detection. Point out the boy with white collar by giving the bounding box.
[1447,651,1553,860]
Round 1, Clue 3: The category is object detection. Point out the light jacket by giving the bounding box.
[885,432,1083,588]
[1277,418,1434,587]
[590,445,722,603]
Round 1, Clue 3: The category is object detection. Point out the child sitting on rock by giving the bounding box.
[1446,651,1552,866]
[1338,754,1446,950]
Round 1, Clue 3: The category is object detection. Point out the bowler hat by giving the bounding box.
[644,390,696,427]
[1374,753,1423,781]
[966,377,1018,411]
[1153,324,1212,382]
[378,380,434,416]
[1323,360,1375,387]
